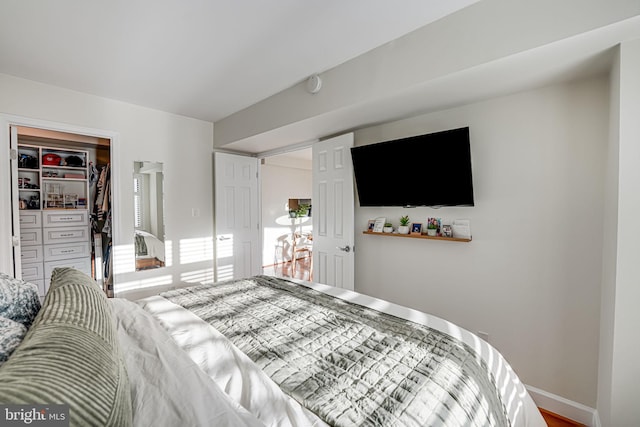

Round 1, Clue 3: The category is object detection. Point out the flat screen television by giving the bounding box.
[350,127,474,207]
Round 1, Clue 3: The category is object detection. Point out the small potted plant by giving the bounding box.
[426,218,439,236]
[398,215,410,234]
[383,222,393,233]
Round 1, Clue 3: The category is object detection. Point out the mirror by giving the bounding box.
[133,161,166,270]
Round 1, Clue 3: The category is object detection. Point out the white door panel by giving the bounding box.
[10,126,21,277]
[312,133,354,290]
[214,152,260,282]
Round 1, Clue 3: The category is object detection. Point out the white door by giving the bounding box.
[9,126,21,277]
[214,152,260,281]
[312,133,355,290]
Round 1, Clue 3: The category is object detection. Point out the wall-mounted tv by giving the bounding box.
[350,127,474,207]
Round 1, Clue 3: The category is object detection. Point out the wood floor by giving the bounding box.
[262,255,313,281]
[265,260,585,427]
[540,408,585,426]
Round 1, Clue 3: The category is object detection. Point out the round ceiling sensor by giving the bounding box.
[306,74,322,94]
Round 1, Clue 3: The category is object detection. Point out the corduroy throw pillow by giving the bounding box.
[0,268,132,427]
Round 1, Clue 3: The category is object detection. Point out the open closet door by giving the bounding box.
[214,152,260,281]
[312,133,355,290]
[9,126,21,277]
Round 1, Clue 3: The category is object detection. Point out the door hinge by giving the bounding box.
[11,236,20,247]
[9,148,18,161]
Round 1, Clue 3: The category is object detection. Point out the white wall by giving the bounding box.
[605,38,640,426]
[597,47,620,427]
[260,157,312,266]
[0,73,214,294]
[353,76,609,407]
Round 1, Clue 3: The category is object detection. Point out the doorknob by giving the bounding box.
[218,236,230,241]
[336,245,351,253]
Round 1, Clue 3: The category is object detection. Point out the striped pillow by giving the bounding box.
[0,268,132,427]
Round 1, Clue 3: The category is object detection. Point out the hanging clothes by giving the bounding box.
[95,167,105,207]
[89,162,101,233]
[91,163,113,296]
[102,209,112,239]
[89,161,99,193]
[95,164,110,221]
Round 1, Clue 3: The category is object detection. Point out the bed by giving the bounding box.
[134,229,165,270]
[0,268,546,427]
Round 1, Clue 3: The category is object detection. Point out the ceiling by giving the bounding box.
[0,0,477,123]
[218,10,640,154]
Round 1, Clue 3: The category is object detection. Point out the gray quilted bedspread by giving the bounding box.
[161,276,510,427]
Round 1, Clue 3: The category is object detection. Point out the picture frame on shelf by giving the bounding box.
[426,217,441,236]
[372,217,386,233]
[442,224,453,238]
[452,219,471,239]
[411,223,422,235]
[367,220,375,232]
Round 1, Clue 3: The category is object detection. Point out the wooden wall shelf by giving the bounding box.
[362,230,471,242]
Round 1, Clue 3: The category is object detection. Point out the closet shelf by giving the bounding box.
[42,165,87,171]
[42,177,86,182]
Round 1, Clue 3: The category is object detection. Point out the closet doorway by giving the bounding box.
[4,120,116,298]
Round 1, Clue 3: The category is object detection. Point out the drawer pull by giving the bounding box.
[60,249,74,253]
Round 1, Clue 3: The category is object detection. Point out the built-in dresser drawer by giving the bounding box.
[21,262,44,282]
[19,211,42,228]
[20,228,43,246]
[44,241,91,262]
[43,226,89,244]
[43,210,88,227]
[44,258,92,280]
[21,245,44,264]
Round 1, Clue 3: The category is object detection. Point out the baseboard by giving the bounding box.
[526,385,601,427]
